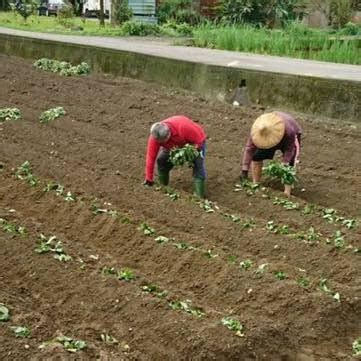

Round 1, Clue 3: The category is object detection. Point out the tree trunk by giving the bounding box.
[99,0,105,26]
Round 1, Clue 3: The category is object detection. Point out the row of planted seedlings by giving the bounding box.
[156,147,359,253]
[11,160,348,304]
[7,159,361,355]
[6,161,247,339]
[0,58,91,125]
[0,213,244,348]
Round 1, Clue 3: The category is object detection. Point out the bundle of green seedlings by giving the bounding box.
[0,107,22,122]
[39,107,66,123]
[169,144,200,167]
[33,58,91,76]
[263,160,297,185]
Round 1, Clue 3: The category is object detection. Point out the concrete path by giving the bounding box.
[1,27,360,82]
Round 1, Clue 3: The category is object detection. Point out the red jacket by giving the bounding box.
[145,115,206,181]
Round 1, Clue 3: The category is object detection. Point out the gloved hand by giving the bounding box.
[240,170,248,182]
[143,180,154,187]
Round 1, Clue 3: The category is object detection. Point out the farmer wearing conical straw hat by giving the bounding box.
[143,115,207,198]
[240,111,302,196]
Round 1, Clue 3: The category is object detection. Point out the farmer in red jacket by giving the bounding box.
[144,115,207,198]
[240,111,302,196]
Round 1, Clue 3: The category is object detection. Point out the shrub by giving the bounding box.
[57,2,75,28]
[330,0,353,28]
[114,0,133,25]
[120,21,160,36]
[157,0,201,25]
[339,21,361,35]
[161,21,193,36]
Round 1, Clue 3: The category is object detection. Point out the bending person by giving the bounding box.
[144,115,207,198]
[241,111,302,196]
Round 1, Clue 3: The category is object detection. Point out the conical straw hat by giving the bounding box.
[251,113,285,149]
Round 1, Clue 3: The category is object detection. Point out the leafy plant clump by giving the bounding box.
[15,161,38,186]
[11,326,31,338]
[0,303,10,321]
[169,144,200,167]
[274,271,287,280]
[117,268,135,281]
[40,335,87,352]
[35,234,72,262]
[138,223,155,236]
[34,58,91,76]
[0,218,26,236]
[0,107,22,122]
[221,317,244,337]
[169,300,205,317]
[353,338,361,356]
[263,161,297,185]
[39,107,66,124]
[240,259,252,270]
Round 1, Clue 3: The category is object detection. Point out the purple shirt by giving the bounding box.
[242,112,302,171]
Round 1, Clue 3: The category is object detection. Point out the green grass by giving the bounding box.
[192,22,361,65]
[0,11,360,64]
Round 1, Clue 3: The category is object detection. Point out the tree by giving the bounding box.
[0,0,10,10]
[99,0,105,26]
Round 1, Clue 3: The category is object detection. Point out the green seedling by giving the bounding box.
[263,161,297,185]
[63,191,76,202]
[341,218,357,229]
[34,58,91,76]
[241,219,256,230]
[274,271,287,280]
[35,234,58,253]
[141,284,168,298]
[169,144,200,167]
[240,259,252,270]
[333,231,345,249]
[173,242,194,250]
[138,223,155,236]
[117,268,135,281]
[266,221,290,234]
[255,263,268,277]
[39,107,66,124]
[273,197,299,210]
[302,204,317,215]
[102,267,117,276]
[54,254,72,262]
[221,317,244,337]
[154,236,170,244]
[319,278,340,302]
[322,208,337,223]
[223,213,241,223]
[0,303,10,321]
[297,276,310,288]
[234,180,259,195]
[43,181,62,193]
[199,199,218,213]
[204,249,218,258]
[266,220,277,232]
[352,338,361,356]
[163,187,180,201]
[41,335,87,352]
[294,227,320,245]
[15,161,38,186]
[100,333,118,345]
[11,326,31,338]
[228,255,237,264]
[0,218,26,236]
[169,300,205,317]
[0,107,22,121]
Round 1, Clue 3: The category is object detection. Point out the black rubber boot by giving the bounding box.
[158,170,170,186]
[193,177,205,198]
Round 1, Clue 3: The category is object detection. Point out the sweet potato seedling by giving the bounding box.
[154,236,170,244]
[274,271,287,280]
[34,58,91,76]
[333,231,345,249]
[102,266,117,276]
[234,180,259,196]
[100,333,118,345]
[302,204,317,215]
[273,197,299,210]
[204,249,218,258]
[319,278,341,302]
[11,326,31,338]
[15,161,38,186]
[142,284,168,298]
[294,227,321,245]
[40,335,87,352]
[39,107,66,124]
[0,303,10,322]
[240,259,253,270]
[352,338,361,356]
[297,276,310,288]
[0,107,22,121]
[255,263,268,277]
[0,218,26,236]
[35,234,72,262]
[221,317,244,337]
[169,300,205,318]
[169,144,200,167]
[138,223,155,236]
[117,268,135,281]
[263,161,297,185]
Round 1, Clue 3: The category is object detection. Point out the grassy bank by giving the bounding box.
[0,11,360,64]
[192,23,361,65]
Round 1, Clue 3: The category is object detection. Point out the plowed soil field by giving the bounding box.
[0,53,361,360]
